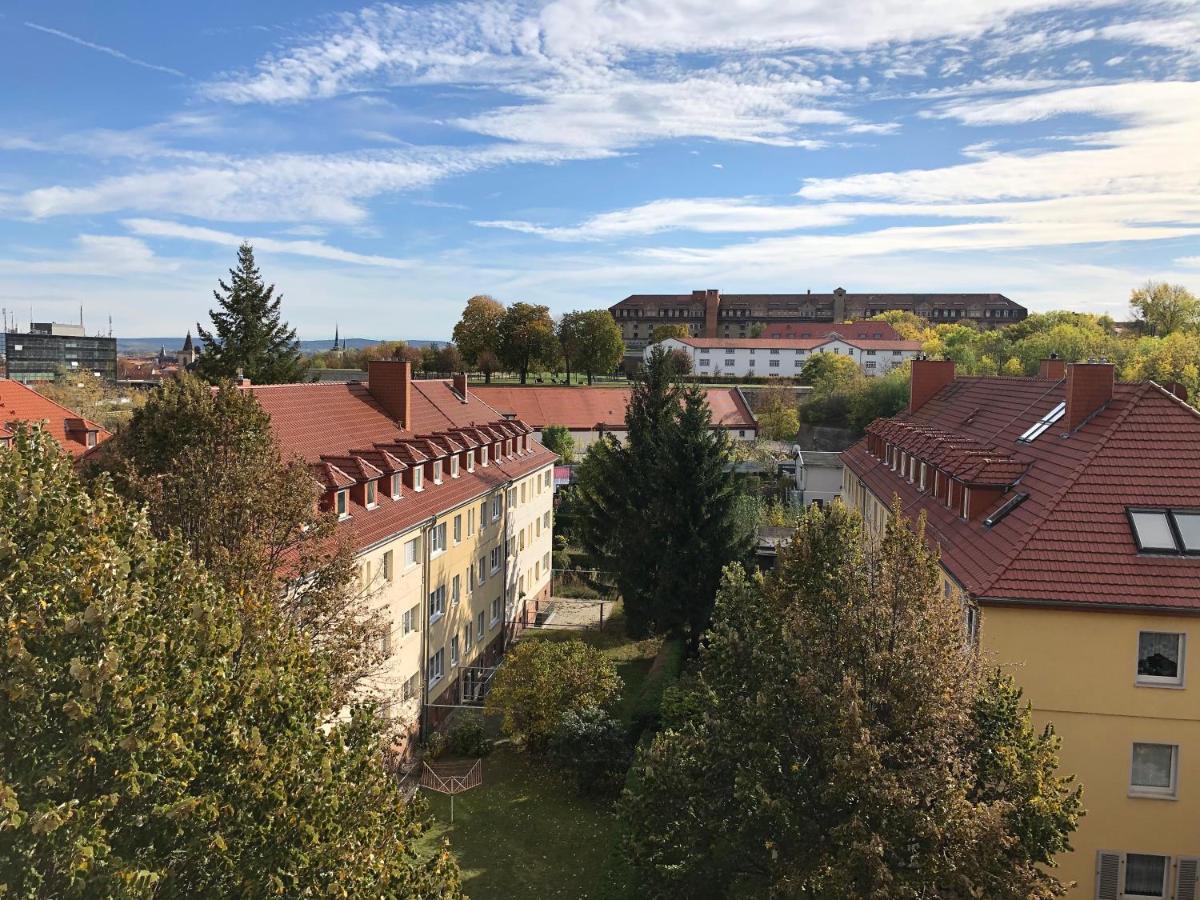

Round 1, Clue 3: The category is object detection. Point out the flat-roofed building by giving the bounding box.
[652,333,922,378]
[3,323,117,383]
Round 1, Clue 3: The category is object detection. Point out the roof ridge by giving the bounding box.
[0,381,107,435]
[978,380,1149,596]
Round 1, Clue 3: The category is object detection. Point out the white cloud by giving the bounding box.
[0,235,176,276]
[25,22,186,78]
[123,218,414,268]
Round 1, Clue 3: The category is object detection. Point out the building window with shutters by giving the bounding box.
[1094,851,1197,900]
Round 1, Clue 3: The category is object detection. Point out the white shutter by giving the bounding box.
[1096,851,1122,900]
[1176,857,1200,900]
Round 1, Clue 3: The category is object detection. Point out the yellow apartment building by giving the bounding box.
[843,358,1200,898]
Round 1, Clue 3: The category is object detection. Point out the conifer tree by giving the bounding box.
[575,346,752,643]
[195,243,304,384]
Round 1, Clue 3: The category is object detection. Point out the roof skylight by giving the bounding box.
[1017,401,1066,443]
[1128,508,1200,555]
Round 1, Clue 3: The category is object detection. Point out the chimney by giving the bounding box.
[1065,361,1114,431]
[832,287,846,323]
[1161,381,1189,402]
[1038,353,1066,380]
[703,289,721,338]
[453,372,469,403]
[368,360,412,428]
[910,358,956,412]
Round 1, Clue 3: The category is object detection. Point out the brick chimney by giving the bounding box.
[910,358,955,412]
[703,289,721,338]
[452,372,469,403]
[1161,381,1189,402]
[1038,353,1066,380]
[1065,361,1114,431]
[367,360,412,428]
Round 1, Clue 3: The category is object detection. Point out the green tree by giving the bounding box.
[92,374,382,699]
[621,502,1080,898]
[847,364,911,433]
[1121,331,1200,397]
[755,383,800,441]
[37,368,145,433]
[540,424,575,463]
[452,295,505,383]
[560,310,625,384]
[800,352,863,397]
[0,426,462,898]
[195,243,304,384]
[650,323,689,344]
[1130,280,1199,336]
[498,302,559,384]
[575,347,753,643]
[486,639,621,751]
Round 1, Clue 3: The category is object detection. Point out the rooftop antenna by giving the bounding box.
[80,305,84,328]
[108,315,113,337]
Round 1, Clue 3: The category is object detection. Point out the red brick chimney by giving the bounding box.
[367,360,412,428]
[1161,381,1189,403]
[910,358,955,412]
[452,372,469,403]
[1038,354,1066,380]
[703,289,721,338]
[1065,361,1114,431]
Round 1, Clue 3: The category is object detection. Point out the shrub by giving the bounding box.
[550,707,632,797]
[424,729,448,760]
[486,639,622,752]
[446,711,493,757]
[629,638,686,740]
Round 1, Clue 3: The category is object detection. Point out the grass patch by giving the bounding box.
[418,608,657,898]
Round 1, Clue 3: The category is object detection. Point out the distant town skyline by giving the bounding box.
[0,0,1197,337]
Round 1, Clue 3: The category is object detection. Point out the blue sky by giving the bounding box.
[1,1,1197,340]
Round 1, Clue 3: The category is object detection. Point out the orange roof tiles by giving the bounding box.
[844,376,1200,612]
[251,377,555,556]
[472,385,757,431]
[677,336,922,351]
[0,380,111,458]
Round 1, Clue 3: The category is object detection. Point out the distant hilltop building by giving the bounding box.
[2,322,117,383]
[609,288,1027,354]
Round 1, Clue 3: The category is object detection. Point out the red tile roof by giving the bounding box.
[764,322,903,341]
[0,380,110,457]
[251,378,555,555]
[674,336,922,351]
[472,385,758,431]
[843,376,1200,612]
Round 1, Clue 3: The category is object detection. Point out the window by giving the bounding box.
[478,556,487,583]
[391,473,402,499]
[404,537,421,567]
[430,522,447,557]
[464,620,473,649]
[490,597,501,625]
[490,546,502,573]
[519,530,525,551]
[543,511,551,528]
[1138,632,1184,686]
[545,470,552,488]
[85,432,97,448]
[468,562,475,591]
[428,585,446,621]
[453,514,462,543]
[383,549,394,581]
[492,495,502,522]
[544,551,551,570]
[480,500,488,527]
[467,450,475,472]
[1124,853,1169,898]
[402,604,420,636]
[481,445,489,466]
[521,482,527,503]
[336,490,348,518]
[451,574,461,605]
[1131,743,1177,798]
[508,488,516,507]
[365,479,377,508]
[451,456,460,478]
[769,360,780,368]
[412,467,424,491]
[865,361,877,369]
[428,648,445,685]
[1017,401,1066,442]
[1128,508,1200,555]
[433,460,443,484]
[477,610,485,640]
[450,636,459,667]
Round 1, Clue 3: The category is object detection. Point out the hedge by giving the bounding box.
[628,638,686,741]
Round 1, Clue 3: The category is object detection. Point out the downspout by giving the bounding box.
[418,514,434,741]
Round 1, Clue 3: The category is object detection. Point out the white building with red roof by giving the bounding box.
[251,362,555,752]
[651,332,922,378]
[843,357,1200,895]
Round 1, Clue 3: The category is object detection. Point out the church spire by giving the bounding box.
[333,323,339,350]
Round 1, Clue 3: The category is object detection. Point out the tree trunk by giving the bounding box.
[484,369,492,384]
[587,370,594,385]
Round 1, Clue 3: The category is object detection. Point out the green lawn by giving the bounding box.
[417,610,657,899]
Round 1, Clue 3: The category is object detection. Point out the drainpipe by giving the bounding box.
[418,514,434,741]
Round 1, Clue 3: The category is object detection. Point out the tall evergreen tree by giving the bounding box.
[575,346,752,643]
[195,243,304,384]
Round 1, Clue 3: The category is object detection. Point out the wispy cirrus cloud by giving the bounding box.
[24,22,186,78]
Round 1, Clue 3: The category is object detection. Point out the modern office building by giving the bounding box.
[2,323,118,383]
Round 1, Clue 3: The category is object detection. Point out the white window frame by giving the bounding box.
[490,546,501,573]
[450,635,459,668]
[451,456,460,478]
[1129,742,1179,799]
[404,536,421,568]
[428,648,445,686]
[453,514,462,544]
[490,597,501,626]
[492,495,502,522]
[433,459,443,484]
[467,450,475,472]
[429,585,446,623]
[481,445,489,466]
[430,523,447,558]
[1136,631,1186,688]
[366,479,378,509]
[412,467,424,492]
[391,473,402,499]
[335,489,349,519]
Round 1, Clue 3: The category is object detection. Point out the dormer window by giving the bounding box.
[433,460,443,484]
[451,456,460,478]
[86,432,97,448]
[467,450,475,472]
[335,490,349,519]
[366,479,378,509]
[412,467,424,492]
[391,473,402,499]
[481,445,489,466]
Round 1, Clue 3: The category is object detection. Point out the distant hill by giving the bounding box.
[118,337,445,355]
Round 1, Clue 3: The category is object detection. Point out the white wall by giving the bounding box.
[654,338,917,378]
